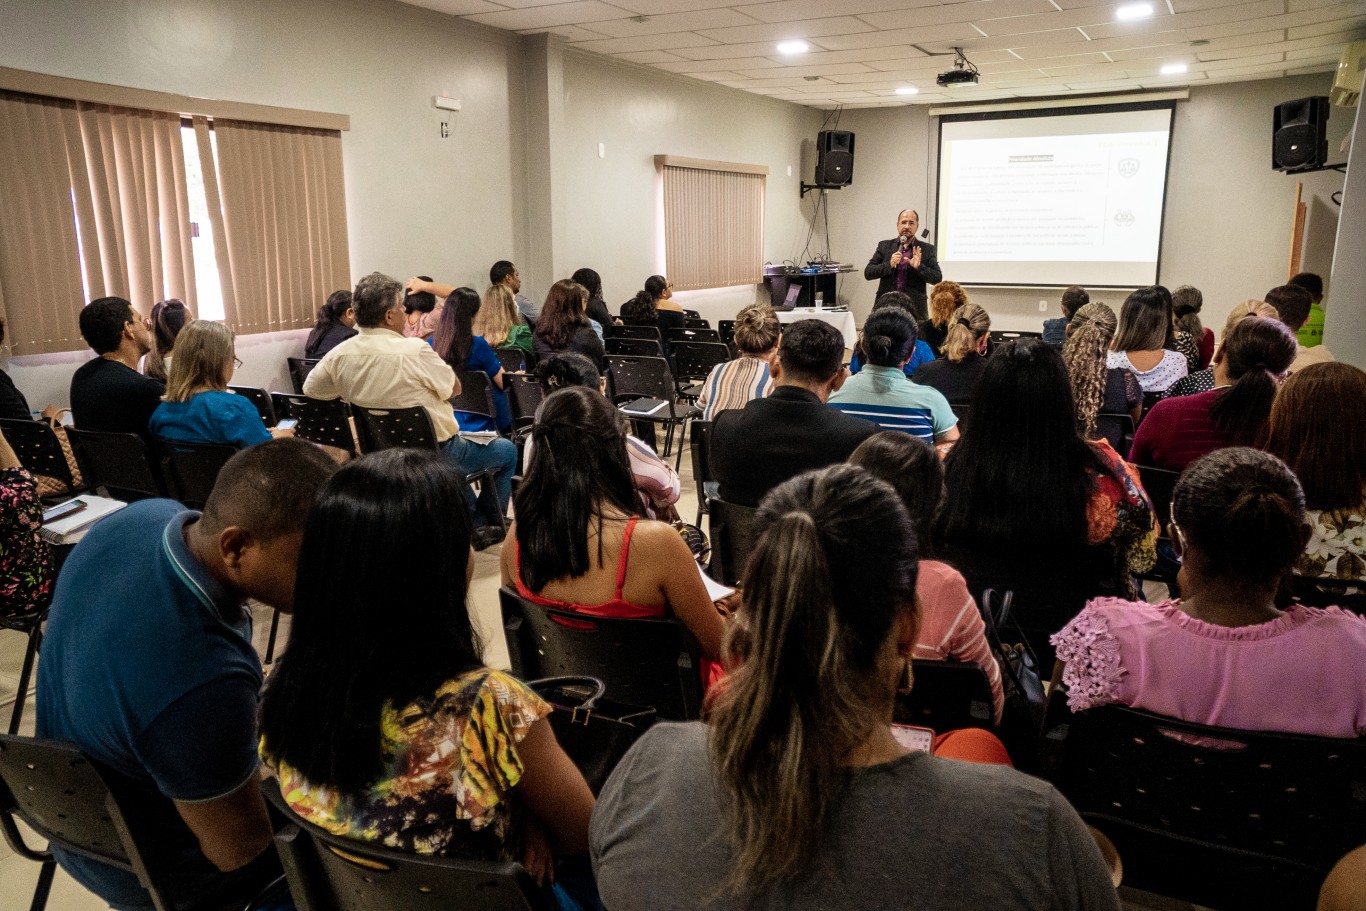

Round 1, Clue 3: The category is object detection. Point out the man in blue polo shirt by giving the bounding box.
[36,439,336,910]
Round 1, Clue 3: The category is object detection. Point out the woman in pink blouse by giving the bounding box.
[1053,447,1366,738]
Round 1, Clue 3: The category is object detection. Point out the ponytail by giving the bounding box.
[941,303,990,362]
[1209,317,1297,445]
[306,290,352,355]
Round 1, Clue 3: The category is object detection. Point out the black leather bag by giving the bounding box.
[980,589,1048,770]
[529,676,657,794]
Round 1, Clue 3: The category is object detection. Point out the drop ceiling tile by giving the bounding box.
[1038,61,1128,76]
[400,0,508,15]
[975,7,1130,37]
[1288,0,1356,10]
[794,45,932,65]
[667,39,821,58]
[687,70,748,80]
[604,0,736,12]
[736,0,939,23]
[1170,0,1253,13]
[1197,50,1286,66]
[1287,18,1366,38]
[813,22,984,49]
[585,8,763,37]
[1284,44,1350,59]
[466,0,632,29]
[717,74,838,86]
[857,0,1058,30]
[695,15,876,43]
[1082,0,1285,40]
[732,62,878,77]
[1277,29,1366,53]
[1105,29,1280,58]
[612,49,688,62]
[654,55,780,71]
[1284,62,1339,73]
[864,47,1018,67]
[1185,4,1366,40]
[569,31,721,52]
[1006,29,1177,56]
[526,23,616,40]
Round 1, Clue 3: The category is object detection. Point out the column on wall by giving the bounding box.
[1324,101,1365,369]
[521,33,568,301]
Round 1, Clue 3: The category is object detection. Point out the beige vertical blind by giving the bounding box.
[211,120,350,334]
[657,156,766,292]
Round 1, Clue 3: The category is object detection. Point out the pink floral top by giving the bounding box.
[0,468,54,618]
[1053,597,1366,738]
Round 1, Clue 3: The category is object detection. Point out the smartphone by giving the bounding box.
[275,418,299,431]
[43,498,87,524]
[890,724,935,754]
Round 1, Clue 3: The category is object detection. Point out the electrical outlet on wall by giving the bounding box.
[1038,299,1048,312]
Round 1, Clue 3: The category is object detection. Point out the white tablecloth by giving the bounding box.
[777,308,858,349]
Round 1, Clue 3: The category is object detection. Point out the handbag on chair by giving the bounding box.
[979,589,1047,770]
[529,676,657,794]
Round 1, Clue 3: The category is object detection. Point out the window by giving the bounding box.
[655,156,766,292]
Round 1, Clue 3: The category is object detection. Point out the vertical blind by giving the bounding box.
[658,158,766,292]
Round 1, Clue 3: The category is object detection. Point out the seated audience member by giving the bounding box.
[1267,363,1366,585]
[432,287,512,433]
[850,291,935,375]
[1162,299,1278,399]
[0,425,53,618]
[501,387,724,675]
[936,339,1156,667]
[1267,283,1335,372]
[697,304,778,421]
[260,450,595,909]
[829,308,958,443]
[1172,285,1213,370]
[1053,447,1366,738]
[477,284,534,360]
[534,353,681,520]
[591,464,1118,911]
[534,279,605,370]
[1043,285,1089,347]
[849,433,1004,722]
[571,267,617,330]
[150,321,294,449]
[1155,284,1202,372]
[919,280,967,354]
[1129,316,1296,473]
[1288,271,1327,349]
[304,290,357,359]
[143,298,193,383]
[36,440,337,910]
[70,296,165,441]
[304,273,517,530]
[1062,302,1141,438]
[912,303,991,408]
[711,319,877,507]
[494,260,540,322]
[1,317,48,421]
[1107,287,1188,394]
[621,274,685,331]
[402,275,443,340]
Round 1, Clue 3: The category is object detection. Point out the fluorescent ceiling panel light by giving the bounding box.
[1160,62,1188,74]
[776,40,810,54]
[1115,3,1154,20]
[896,86,919,95]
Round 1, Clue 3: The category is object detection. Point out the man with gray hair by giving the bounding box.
[304,272,517,542]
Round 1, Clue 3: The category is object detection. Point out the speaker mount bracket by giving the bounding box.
[801,183,840,198]
[1276,161,1348,175]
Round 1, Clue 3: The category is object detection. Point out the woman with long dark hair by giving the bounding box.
[620,275,684,330]
[304,290,355,359]
[1108,287,1187,393]
[500,387,723,671]
[432,287,511,433]
[533,280,604,370]
[260,450,595,906]
[570,267,616,330]
[591,464,1117,910]
[144,298,193,382]
[936,339,1156,665]
[1130,316,1296,472]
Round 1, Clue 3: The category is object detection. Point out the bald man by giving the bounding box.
[864,208,943,321]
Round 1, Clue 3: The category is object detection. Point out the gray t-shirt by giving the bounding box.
[590,722,1118,911]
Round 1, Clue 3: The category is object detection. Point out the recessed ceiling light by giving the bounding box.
[895,86,919,95]
[1160,62,1188,74]
[1115,3,1153,19]
[776,40,810,55]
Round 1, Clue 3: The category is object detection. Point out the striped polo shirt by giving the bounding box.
[827,364,957,441]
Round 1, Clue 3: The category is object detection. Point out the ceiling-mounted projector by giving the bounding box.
[937,47,980,88]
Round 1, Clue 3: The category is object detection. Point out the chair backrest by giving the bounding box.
[894,660,994,733]
[663,327,720,345]
[453,372,497,423]
[1135,464,1180,536]
[499,588,704,721]
[670,341,731,383]
[492,347,525,374]
[988,330,1043,343]
[265,785,546,911]
[717,320,736,348]
[1051,703,1366,909]
[612,325,663,344]
[605,355,674,404]
[352,406,439,453]
[270,394,357,455]
[226,386,276,428]
[65,428,165,501]
[708,497,761,587]
[605,337,665,359]
[688,419,714,489]
[504,374,544,430]
[1286,575,1366,615]
[682,309,702,319]
[0,418,77,492]
[286,358,322,395]
[683,318,711,330]
[1094,412,1135,455]
[157,440,238,509]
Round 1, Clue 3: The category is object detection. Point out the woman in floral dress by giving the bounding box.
[0,425,54,618]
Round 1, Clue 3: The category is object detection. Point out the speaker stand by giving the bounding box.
[801,182,842,198]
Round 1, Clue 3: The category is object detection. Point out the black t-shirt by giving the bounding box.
[585,296,614,330]
[918,319,949,355]
[0,369,32,422]
[534,324,605,371]
[912,355,988,407]
[69,357,165,440]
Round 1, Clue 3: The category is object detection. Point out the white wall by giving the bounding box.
[1324,100,1365,368]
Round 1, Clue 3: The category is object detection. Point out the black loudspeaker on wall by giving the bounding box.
[1272,96,1329,172]
[816,130,855,187]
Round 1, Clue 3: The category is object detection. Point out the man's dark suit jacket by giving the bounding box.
[864,238,943,321]
[710,386,878,508]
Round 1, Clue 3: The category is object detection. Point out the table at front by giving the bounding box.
[776,308,858,350]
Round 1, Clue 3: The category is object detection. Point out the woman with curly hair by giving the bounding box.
[919,280,967,354]
[1062,302,1141,440]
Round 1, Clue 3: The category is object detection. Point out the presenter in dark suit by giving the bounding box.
[864,209,943,321]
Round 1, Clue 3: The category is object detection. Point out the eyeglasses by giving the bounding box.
[233,357,243,370]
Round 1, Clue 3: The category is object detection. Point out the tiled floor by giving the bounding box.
[0,441,1201,909]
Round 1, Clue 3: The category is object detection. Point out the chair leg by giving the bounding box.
[263,609,282,665]
[9,623,41,735]
[29,859,55,911]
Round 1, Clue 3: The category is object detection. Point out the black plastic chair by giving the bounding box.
[499,587,704,721]
[987,330,1043,344]
[0,418,83,499]
[504,374,544,431]
[352,406,439,453]
[670,341,731,400]
[0,607,47,737]
[226,386,275,428]
[269,394,357,456]
[1135,464,1179,537]
[265,780,546,911]
[688,420,714,527]
[492,347,526,375]
[157,440,239,509]
[286,357,321,395]
[65,428,166,501]
[894,659,994,734]
[453,372,499,429]
[1046,702,1366,910]
[683,318,711,330]
[605,337,666,359]
[1285,575,1366,615]
[0,735,285,911]
[1094,412,1135,455]
[718,319,736,353]
[611,325,664,345]
[664,327,720,347]
[604,355,700,468]
[708,497,760,587]
[682,309,702,319]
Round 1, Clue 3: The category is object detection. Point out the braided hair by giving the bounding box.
[1061,302,1118,439]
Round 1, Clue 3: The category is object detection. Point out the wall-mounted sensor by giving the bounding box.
[433,96,461,112]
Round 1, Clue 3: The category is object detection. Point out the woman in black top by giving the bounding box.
[0,318,33,422]
[913,303,990,407]
[571,267,617,330]
[534,280,604,370]
[621,275,685,331]
[918,280,966,355]
[305,290,357,359]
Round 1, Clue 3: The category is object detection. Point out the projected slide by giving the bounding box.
[936,107,1173,287]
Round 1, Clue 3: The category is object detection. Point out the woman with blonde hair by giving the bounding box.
[697,304,779,421]
[1162,299,1279,400]
[474,284,533,358]
[912,303,990,408]
[149,321,293,448]
[1062,302,1141,440]
[919,280,967,354]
